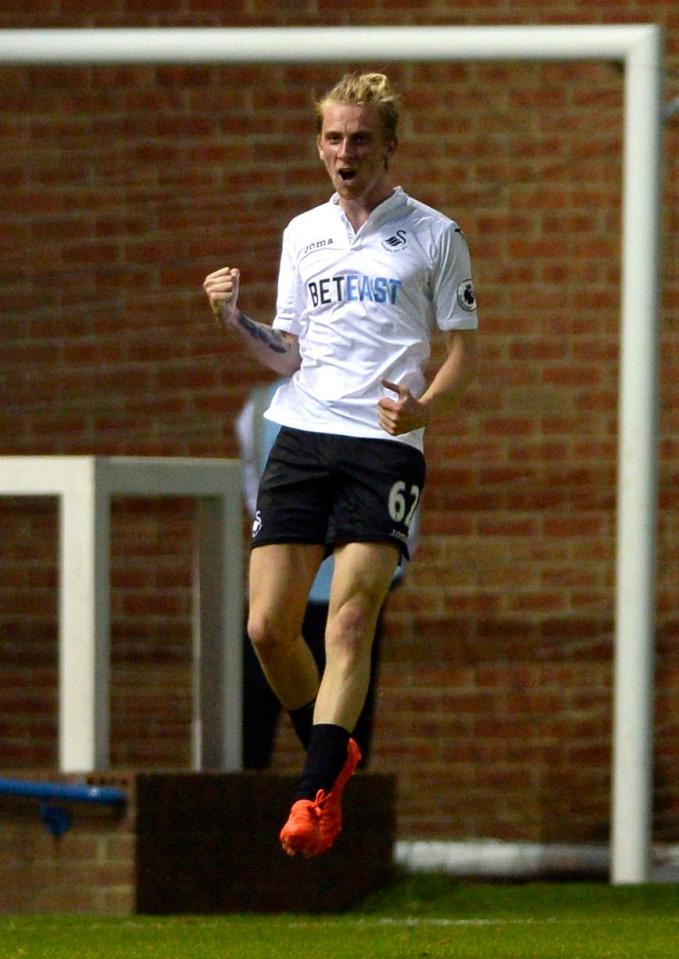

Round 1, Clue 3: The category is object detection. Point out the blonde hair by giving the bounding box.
[315,72,401,141]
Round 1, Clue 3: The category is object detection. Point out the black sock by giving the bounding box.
[288,699,315,750]
[293,723,350,802]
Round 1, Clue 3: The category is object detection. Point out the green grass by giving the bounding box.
[1,876,678,959]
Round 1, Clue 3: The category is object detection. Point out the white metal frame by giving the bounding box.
[0,24,664,883]
[0,457,243,773]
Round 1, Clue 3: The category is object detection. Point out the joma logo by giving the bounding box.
[302,237,334,257]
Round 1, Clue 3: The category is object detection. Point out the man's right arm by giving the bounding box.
[203,266,301,376]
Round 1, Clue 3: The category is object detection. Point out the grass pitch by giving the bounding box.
[1,876,678,958]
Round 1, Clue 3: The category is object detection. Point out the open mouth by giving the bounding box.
[339,169,357,182]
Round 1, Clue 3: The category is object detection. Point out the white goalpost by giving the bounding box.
[0,24,664,885]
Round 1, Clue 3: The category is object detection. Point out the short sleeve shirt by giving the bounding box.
[265,187,478,452]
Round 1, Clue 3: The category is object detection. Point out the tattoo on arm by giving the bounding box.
[237,311,288,354]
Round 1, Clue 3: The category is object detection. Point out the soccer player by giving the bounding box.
[203,72,479,858]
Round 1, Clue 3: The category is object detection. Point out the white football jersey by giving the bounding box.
[264,187,478,451]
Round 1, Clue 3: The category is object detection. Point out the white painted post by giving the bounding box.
[193,496,242,771]
[611,25,664,884]
[58,459,111,771]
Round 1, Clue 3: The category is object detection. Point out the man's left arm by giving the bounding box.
[378,328,479,436]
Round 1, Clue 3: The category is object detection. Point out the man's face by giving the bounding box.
[317,102,396,203]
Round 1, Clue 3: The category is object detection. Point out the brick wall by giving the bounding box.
[0,772,134,914]
[0,770,394,913]
[1,2,678,844]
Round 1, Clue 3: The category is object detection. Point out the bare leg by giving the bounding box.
[314,541,400,730]
[279,541,400,858]
[247,542,325,711]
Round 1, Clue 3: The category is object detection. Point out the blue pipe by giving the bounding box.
[0,778,126,806]
[0,777,127,837]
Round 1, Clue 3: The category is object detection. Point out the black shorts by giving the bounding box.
[252,427,425,560]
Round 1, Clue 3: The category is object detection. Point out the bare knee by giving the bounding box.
[248,611,296,662]
[325,604,374,665]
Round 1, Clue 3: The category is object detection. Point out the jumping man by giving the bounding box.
[203,72,479,858]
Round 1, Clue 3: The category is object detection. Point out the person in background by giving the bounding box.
[237,377,419,770]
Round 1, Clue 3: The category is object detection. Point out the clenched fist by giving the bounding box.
[378,379,430,435]
[203,267,240,322]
